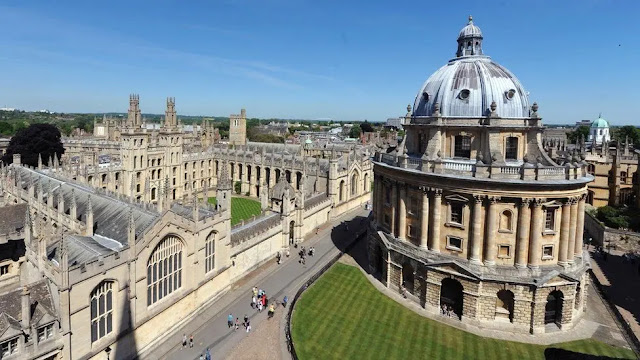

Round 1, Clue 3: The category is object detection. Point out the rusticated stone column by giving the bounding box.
[558,200,572,266]
[483,196,499,266]
[419,187,429,248]
[567,197,578,264]
[469,195,484,264]
[515,199,531,268]
[574,194,586,259]
[398,183,407,240]
[528,199,544,269]
[429,189,442,252]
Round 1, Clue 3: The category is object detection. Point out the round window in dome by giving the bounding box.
[458,89,470,100]
[422,92,429,101]
[505,89,516,100]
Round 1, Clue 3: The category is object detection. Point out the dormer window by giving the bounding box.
[422,92,429,101]
[505,89,516,100]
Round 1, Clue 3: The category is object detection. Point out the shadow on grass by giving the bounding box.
[544,347,628,359]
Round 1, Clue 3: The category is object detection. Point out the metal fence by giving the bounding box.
[284,227,368,359]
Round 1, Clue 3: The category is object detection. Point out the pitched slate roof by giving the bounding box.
[13,166,159,245]
[0,203,27,235]
[0,280,57,336]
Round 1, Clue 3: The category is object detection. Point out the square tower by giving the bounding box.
[229,108,247,146]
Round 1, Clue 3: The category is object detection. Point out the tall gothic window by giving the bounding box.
[91,281,113,343]
[505,137,518,160]
[147,236,183,306]
[454,135,471,159]
[205,232,216,273]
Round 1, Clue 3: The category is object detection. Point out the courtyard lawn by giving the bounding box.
[291,263,636,360]
[207,196,261,225]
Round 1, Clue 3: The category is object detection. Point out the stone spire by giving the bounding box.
[85,195,94,236]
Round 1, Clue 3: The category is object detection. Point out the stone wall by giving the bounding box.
[585,211,640,252]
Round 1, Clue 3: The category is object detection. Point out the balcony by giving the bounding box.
[376,152,590,182]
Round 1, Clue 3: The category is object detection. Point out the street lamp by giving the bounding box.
[105,346,111,360]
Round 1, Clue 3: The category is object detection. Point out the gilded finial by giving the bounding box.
[468,15,473,23]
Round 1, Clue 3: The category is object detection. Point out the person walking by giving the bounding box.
[257,299,263,312]
[262,294,268,308]
[182,334,187,349]
[205,348,211,360]
[252,286,258,298]
[235,317,240,331]
[283,295,288,308]
[189,334,194,348]
[244,314,249,328]
[246,319,251,333]
[268,303,275,318]
[251,295,257,308]
[227,313,234,328]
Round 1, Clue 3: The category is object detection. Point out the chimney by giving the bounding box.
[21,286,31,331]
[13,153,21,165]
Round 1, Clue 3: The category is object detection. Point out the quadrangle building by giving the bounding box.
[0,97,373,359]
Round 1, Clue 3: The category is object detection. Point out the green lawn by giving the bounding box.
[207,196,261,225]
[291,263,636,360]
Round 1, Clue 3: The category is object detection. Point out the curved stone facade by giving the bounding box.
[368,17,593,334]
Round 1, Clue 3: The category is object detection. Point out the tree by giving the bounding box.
[0,121,12,135]
[1,123,64,167]
[234,181,242,195]
[349,125,362,139]
[360,121,373,133]
[612,125,640,146]
[567,125,590,144]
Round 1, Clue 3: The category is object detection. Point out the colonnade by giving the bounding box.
[373,175,587,268]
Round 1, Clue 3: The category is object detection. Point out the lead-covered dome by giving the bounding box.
[412,17,531,119]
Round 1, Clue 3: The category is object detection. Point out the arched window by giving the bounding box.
[587,164,595,174]
[363,173,369,192]
[91,281,113,342]
[339,180,345,201]
[499,210,513,232]
[147,236,183,306]
[151,188,156,200]
[351,172,359,196]
[205,232,216,273]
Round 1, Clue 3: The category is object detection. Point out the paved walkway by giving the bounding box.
[589,247,640,346]
[337,238,633,349]
[140,206,370,360]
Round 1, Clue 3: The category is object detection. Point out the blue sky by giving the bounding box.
[0,0,638,124]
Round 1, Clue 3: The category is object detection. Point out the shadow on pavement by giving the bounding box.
[329,213,371,271]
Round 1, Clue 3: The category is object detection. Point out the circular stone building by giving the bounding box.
[369,17,593,334]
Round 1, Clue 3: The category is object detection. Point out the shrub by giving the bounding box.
[605,216,629,230]
[596,206,619,222]
[234,181,241,194]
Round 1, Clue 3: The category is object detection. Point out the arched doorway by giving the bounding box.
[289,221,295,245]
[495,290,514,322]
[545,290,563,325]
[440,278,463,319]
[402,262,415,295]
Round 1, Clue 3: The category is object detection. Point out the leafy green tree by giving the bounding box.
[349,125,362,138]
[567,126,590,144]
[1,123,65,166]
[613,125,640,146]
[0,121,12,135]
[360,121,374,133]
[234,181,242,195]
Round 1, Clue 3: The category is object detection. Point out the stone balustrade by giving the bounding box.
[377,152,589,182]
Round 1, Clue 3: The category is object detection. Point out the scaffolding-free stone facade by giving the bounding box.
[368,17,592,335]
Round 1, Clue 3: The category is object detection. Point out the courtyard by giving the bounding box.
[207,196,261,225]
[291,263,636,360]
